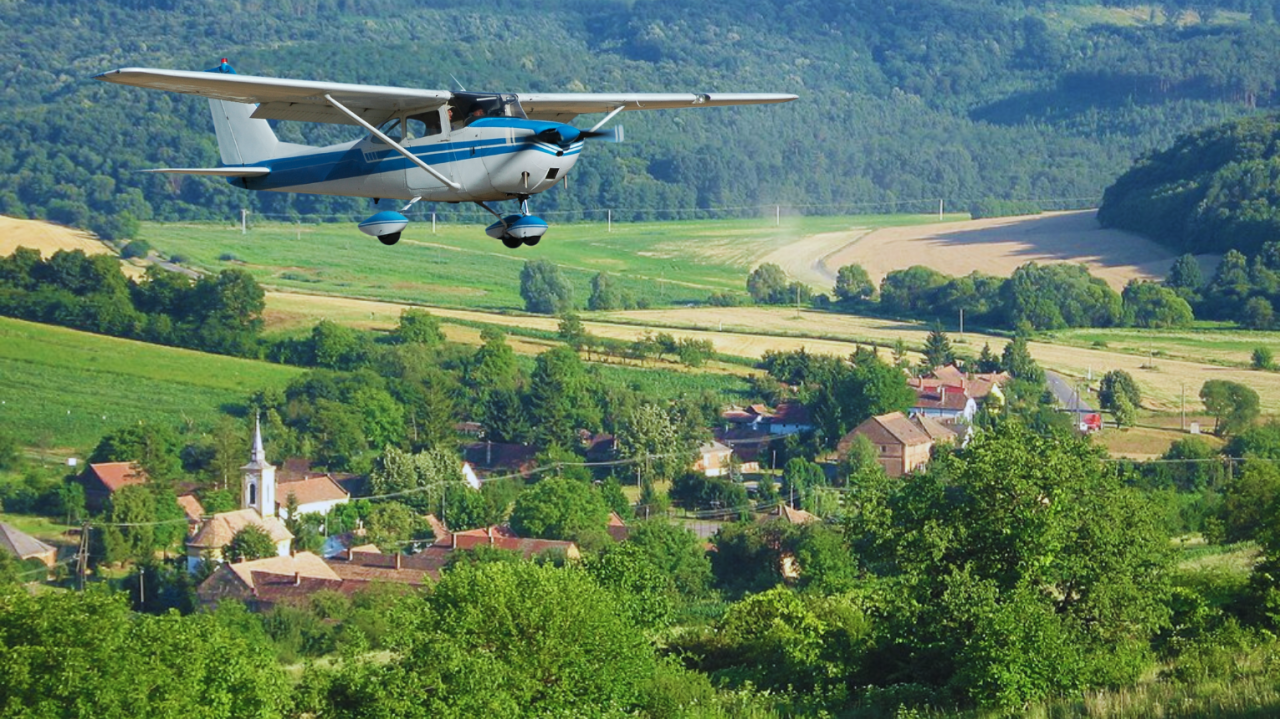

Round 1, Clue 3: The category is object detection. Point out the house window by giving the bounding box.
[248,483,256,506]
[880,445,888,454]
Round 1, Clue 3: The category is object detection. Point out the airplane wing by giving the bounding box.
[140,167,270,177]
[94,67,452,126]
[517,93,798,123]
[95,67,797,126]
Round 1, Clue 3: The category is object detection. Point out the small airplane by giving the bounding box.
[95,61,796,248]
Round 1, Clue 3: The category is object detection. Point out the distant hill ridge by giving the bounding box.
[7,0,1280,233]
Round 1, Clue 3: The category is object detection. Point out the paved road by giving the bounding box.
[1046,370,1095,414]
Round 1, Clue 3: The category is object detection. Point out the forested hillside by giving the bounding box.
[6,0,1280,235]
[1099,113,1280,256]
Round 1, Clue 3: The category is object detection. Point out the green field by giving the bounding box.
[0,317,302,452]
[138,214,946,311]
[1047,325,1280,369]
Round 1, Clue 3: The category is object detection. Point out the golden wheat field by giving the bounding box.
[0,215,146,277]
[817,210,1217,291]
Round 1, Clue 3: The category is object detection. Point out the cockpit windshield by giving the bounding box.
[450,92,526,127]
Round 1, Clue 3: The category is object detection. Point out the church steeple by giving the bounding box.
[242,414,277,517]
[251,414,266,464]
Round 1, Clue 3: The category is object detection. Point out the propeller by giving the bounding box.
[536,125,624,146]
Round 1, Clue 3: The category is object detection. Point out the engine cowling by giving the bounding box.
[358,211,408,238]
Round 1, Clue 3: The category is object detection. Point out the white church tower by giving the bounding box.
[242,416,277,518]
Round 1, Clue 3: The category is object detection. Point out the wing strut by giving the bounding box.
[323,93,461,191]
[589,105,625,133]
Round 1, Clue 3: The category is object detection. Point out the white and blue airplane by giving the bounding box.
[95,60,796,248]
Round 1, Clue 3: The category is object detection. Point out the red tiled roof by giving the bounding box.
[461,442,538,474]
[277,475,349,508]
[772,402,811,424]
[868,412,934,446]
[607,512,630,542]
[176,494,205,524]
[912,384,971,411]
[909,415,959,443]
[87,462,148,493]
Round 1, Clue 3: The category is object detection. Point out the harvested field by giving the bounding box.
[817,210,1217,291]
[0,215,112,257]
[265,293,928,365]
[266,293,1279,413]
[1026,340,1280,413]
[0,215,146,278]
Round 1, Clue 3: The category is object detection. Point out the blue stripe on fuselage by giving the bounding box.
[229,134,578,192]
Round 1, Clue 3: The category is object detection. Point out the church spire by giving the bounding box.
[242,413,277,517]
[252,413,266,464]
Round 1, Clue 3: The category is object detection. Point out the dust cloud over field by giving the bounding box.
[814,211,1216,291]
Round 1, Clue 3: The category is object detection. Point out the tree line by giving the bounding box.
[9,0,1280,236]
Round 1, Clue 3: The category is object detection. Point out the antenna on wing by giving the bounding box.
[450,74,467,92]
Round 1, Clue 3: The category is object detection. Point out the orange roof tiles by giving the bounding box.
[87,462,148,492]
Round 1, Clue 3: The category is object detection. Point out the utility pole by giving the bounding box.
[607,209,612,233]
[76,521,90,591]
[241,209,247,235]
[959,308,964,340]
[432,212,436,233]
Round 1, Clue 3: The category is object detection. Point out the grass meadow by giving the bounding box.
[0,317,301,452]
[137,214,943,311]
[1047,325,1280,370]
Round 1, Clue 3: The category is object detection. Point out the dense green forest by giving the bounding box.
[1099,113,1280,256]
[7,0,1280,234]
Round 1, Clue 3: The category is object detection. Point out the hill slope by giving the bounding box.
[5,0,1280,235]
[1099,113,1280,256]
[0,316,302,452]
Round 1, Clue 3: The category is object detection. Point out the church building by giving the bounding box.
[186,418,292,573]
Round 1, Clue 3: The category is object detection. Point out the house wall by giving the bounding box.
[279,497,348,521]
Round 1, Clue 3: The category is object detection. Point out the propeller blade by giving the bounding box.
[579,126,624,143]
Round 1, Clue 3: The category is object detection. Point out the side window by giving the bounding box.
[371,118,402,145]
[407,110,443,138]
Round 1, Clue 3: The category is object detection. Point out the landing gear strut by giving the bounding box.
[481,197,549,248]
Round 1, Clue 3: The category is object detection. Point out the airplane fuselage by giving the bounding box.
[232,117,583,204]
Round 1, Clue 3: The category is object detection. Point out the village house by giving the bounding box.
[461,441,538,477]
[909,378,977,422]
[837,411,957,477]
[76,461,148,514]
[694,440,734,478]
[448,525,583,560]
[196,546,454,611]
[721,402,814,436]
[756,504,817,525]
[0,521,57,568]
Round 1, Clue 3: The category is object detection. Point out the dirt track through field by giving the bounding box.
[813,210,1217,291]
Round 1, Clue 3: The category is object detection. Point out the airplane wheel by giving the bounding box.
[379,232,401,246]
[502,237,522,249]
[523,236,541,247]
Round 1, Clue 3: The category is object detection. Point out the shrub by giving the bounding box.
[120,239,152,259]
[1253,347,1275,371]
